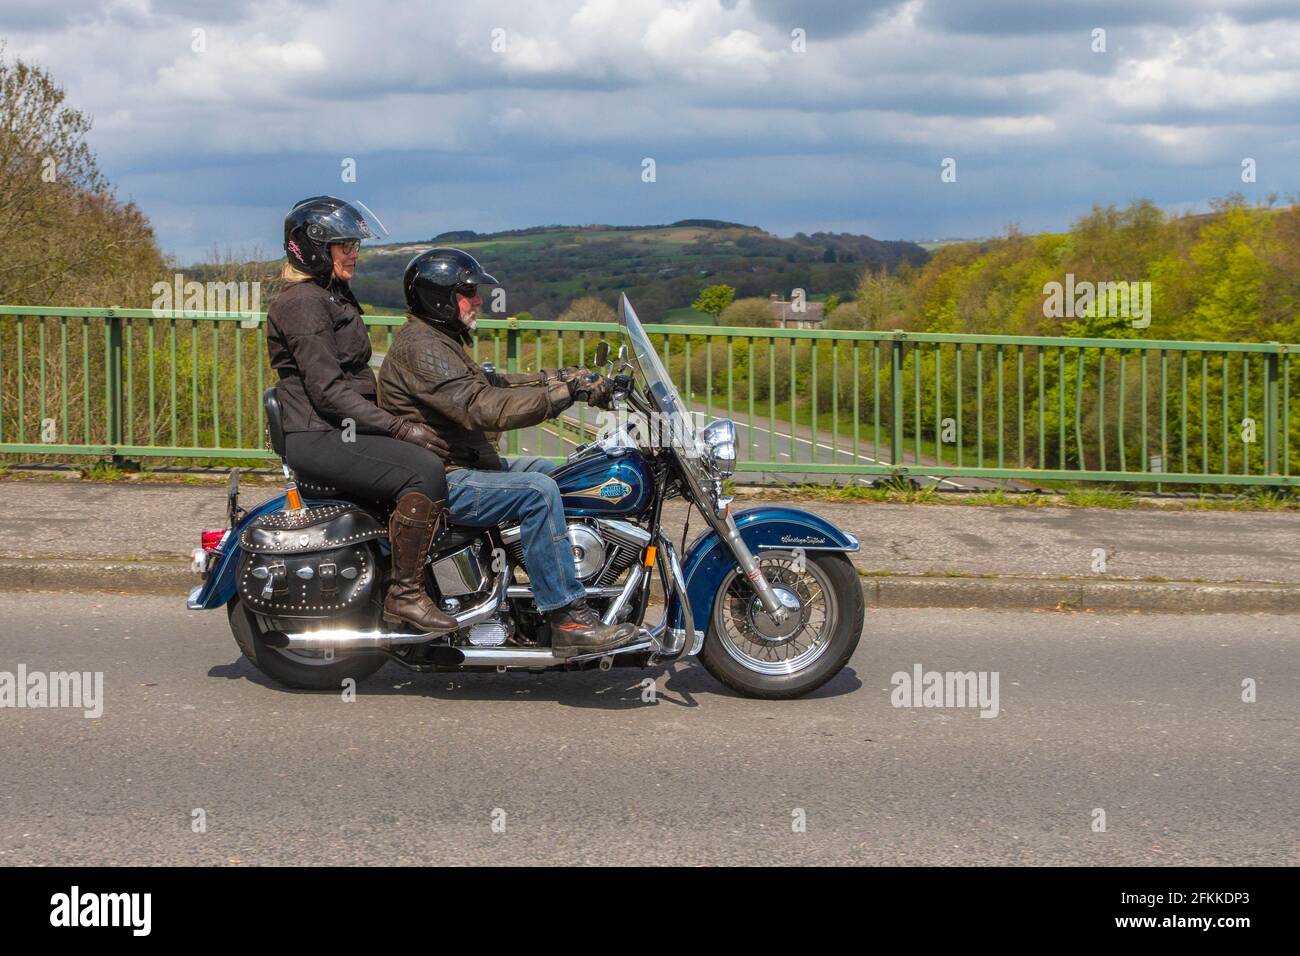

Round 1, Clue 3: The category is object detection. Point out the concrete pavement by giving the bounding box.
[0,477,1297,611]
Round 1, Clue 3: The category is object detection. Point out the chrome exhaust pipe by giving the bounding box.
[505,584,625,600]
[274,566,508,651]
[454,638,656,668]
[419,636,655,668]
[451,565,509,628]
[269,628,431,651]
[602,563,645,625]
[649,535,689,661]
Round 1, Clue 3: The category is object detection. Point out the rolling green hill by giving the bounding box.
[348,220,927,321]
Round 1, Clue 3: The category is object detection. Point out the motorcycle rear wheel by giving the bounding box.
[227,598,385,691]
[699,551,862,699]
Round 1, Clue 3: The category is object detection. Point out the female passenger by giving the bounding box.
[265,196,455,633]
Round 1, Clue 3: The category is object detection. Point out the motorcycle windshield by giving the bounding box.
[617,294,708,475]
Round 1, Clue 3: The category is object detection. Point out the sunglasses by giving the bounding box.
[333,240,361,254]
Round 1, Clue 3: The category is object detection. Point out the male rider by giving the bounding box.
[377,248,636,657]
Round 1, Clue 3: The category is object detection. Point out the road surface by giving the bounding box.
[513,405,1032,491]
[1,593,1294,865]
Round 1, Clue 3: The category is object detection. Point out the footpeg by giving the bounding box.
[561,631,655,665]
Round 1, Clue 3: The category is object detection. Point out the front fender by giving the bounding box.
[184,494,355,611]
[669,506,859,632]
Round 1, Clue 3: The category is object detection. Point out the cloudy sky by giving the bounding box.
[4,0,1299,262]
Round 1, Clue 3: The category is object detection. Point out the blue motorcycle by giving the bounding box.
[187,295,863,698]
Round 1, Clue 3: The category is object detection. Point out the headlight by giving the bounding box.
[701,419,736,478]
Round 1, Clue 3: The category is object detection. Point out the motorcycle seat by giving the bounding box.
[263,386,383,501]
[298,476,344,498]
[295,471,485,553]
[263,386,484,552]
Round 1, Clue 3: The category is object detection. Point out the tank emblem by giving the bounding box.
[571,477,633,500]
[600,480,632,499]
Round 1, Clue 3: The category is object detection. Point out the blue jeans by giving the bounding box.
[446,457,584,613]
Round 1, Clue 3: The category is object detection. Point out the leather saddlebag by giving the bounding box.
[237,504,385,619]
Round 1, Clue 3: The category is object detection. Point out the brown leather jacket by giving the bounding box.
[377,313,573,471]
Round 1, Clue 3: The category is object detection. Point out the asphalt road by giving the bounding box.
[676,399,1027,490]
[1,592,1295,866]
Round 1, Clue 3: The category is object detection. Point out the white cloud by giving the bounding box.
[1100,15,1300,113]
[2,0,1298,259]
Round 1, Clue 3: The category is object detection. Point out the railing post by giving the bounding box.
[105,309,140,469]
[891,335,905,468]
[506,317,521,456]
[106,309,123,457]
[1265,348,1280,476]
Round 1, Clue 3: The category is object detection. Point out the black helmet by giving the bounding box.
[283,196,388,277]
[404,248,499,324]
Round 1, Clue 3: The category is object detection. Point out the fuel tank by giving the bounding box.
[552,448,654,517]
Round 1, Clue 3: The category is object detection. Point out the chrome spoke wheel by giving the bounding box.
[712,551,837,676]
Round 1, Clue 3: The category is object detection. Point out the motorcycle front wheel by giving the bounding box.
[227,598,385,691]
[699,550,863,699]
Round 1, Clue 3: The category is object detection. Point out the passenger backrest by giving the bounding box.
[263,387,287,459]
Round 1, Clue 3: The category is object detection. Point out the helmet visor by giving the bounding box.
[314,200,390,244]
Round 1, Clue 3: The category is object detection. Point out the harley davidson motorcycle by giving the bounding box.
[187,295,863,698]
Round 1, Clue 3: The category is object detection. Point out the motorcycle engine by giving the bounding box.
[566,523,606,580]
[500,518,648,585]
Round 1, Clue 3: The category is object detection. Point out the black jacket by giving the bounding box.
[265,278,398,435]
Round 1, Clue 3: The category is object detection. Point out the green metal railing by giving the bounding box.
[1,305,1296,487]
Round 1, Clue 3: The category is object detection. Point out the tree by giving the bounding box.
[557,296,616,324]
[849,267,910,330]
[692,283,735,324]
[719,296,776,328]
[0,46,166,306]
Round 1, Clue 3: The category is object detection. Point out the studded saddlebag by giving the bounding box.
[237,504,386,619]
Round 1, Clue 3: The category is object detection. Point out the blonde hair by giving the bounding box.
[279,262,316,283]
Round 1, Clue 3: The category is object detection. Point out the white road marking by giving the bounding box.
[736,420,965,489]
[557,408,970,489]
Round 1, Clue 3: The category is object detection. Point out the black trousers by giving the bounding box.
[284,429,448,503]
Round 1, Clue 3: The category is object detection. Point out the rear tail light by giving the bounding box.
[194,528,228,577]
[200,529,228,554]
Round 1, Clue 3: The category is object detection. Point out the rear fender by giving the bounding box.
[185,494,356,611]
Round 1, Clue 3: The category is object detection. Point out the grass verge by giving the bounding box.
[744,481,1298,512]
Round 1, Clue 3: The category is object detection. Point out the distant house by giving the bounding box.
[769,292,824,329]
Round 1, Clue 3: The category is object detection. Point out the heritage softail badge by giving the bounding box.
[780,534,828,546]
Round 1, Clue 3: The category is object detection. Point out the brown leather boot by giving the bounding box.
[383,492,458,633]
[547,598,637,658]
